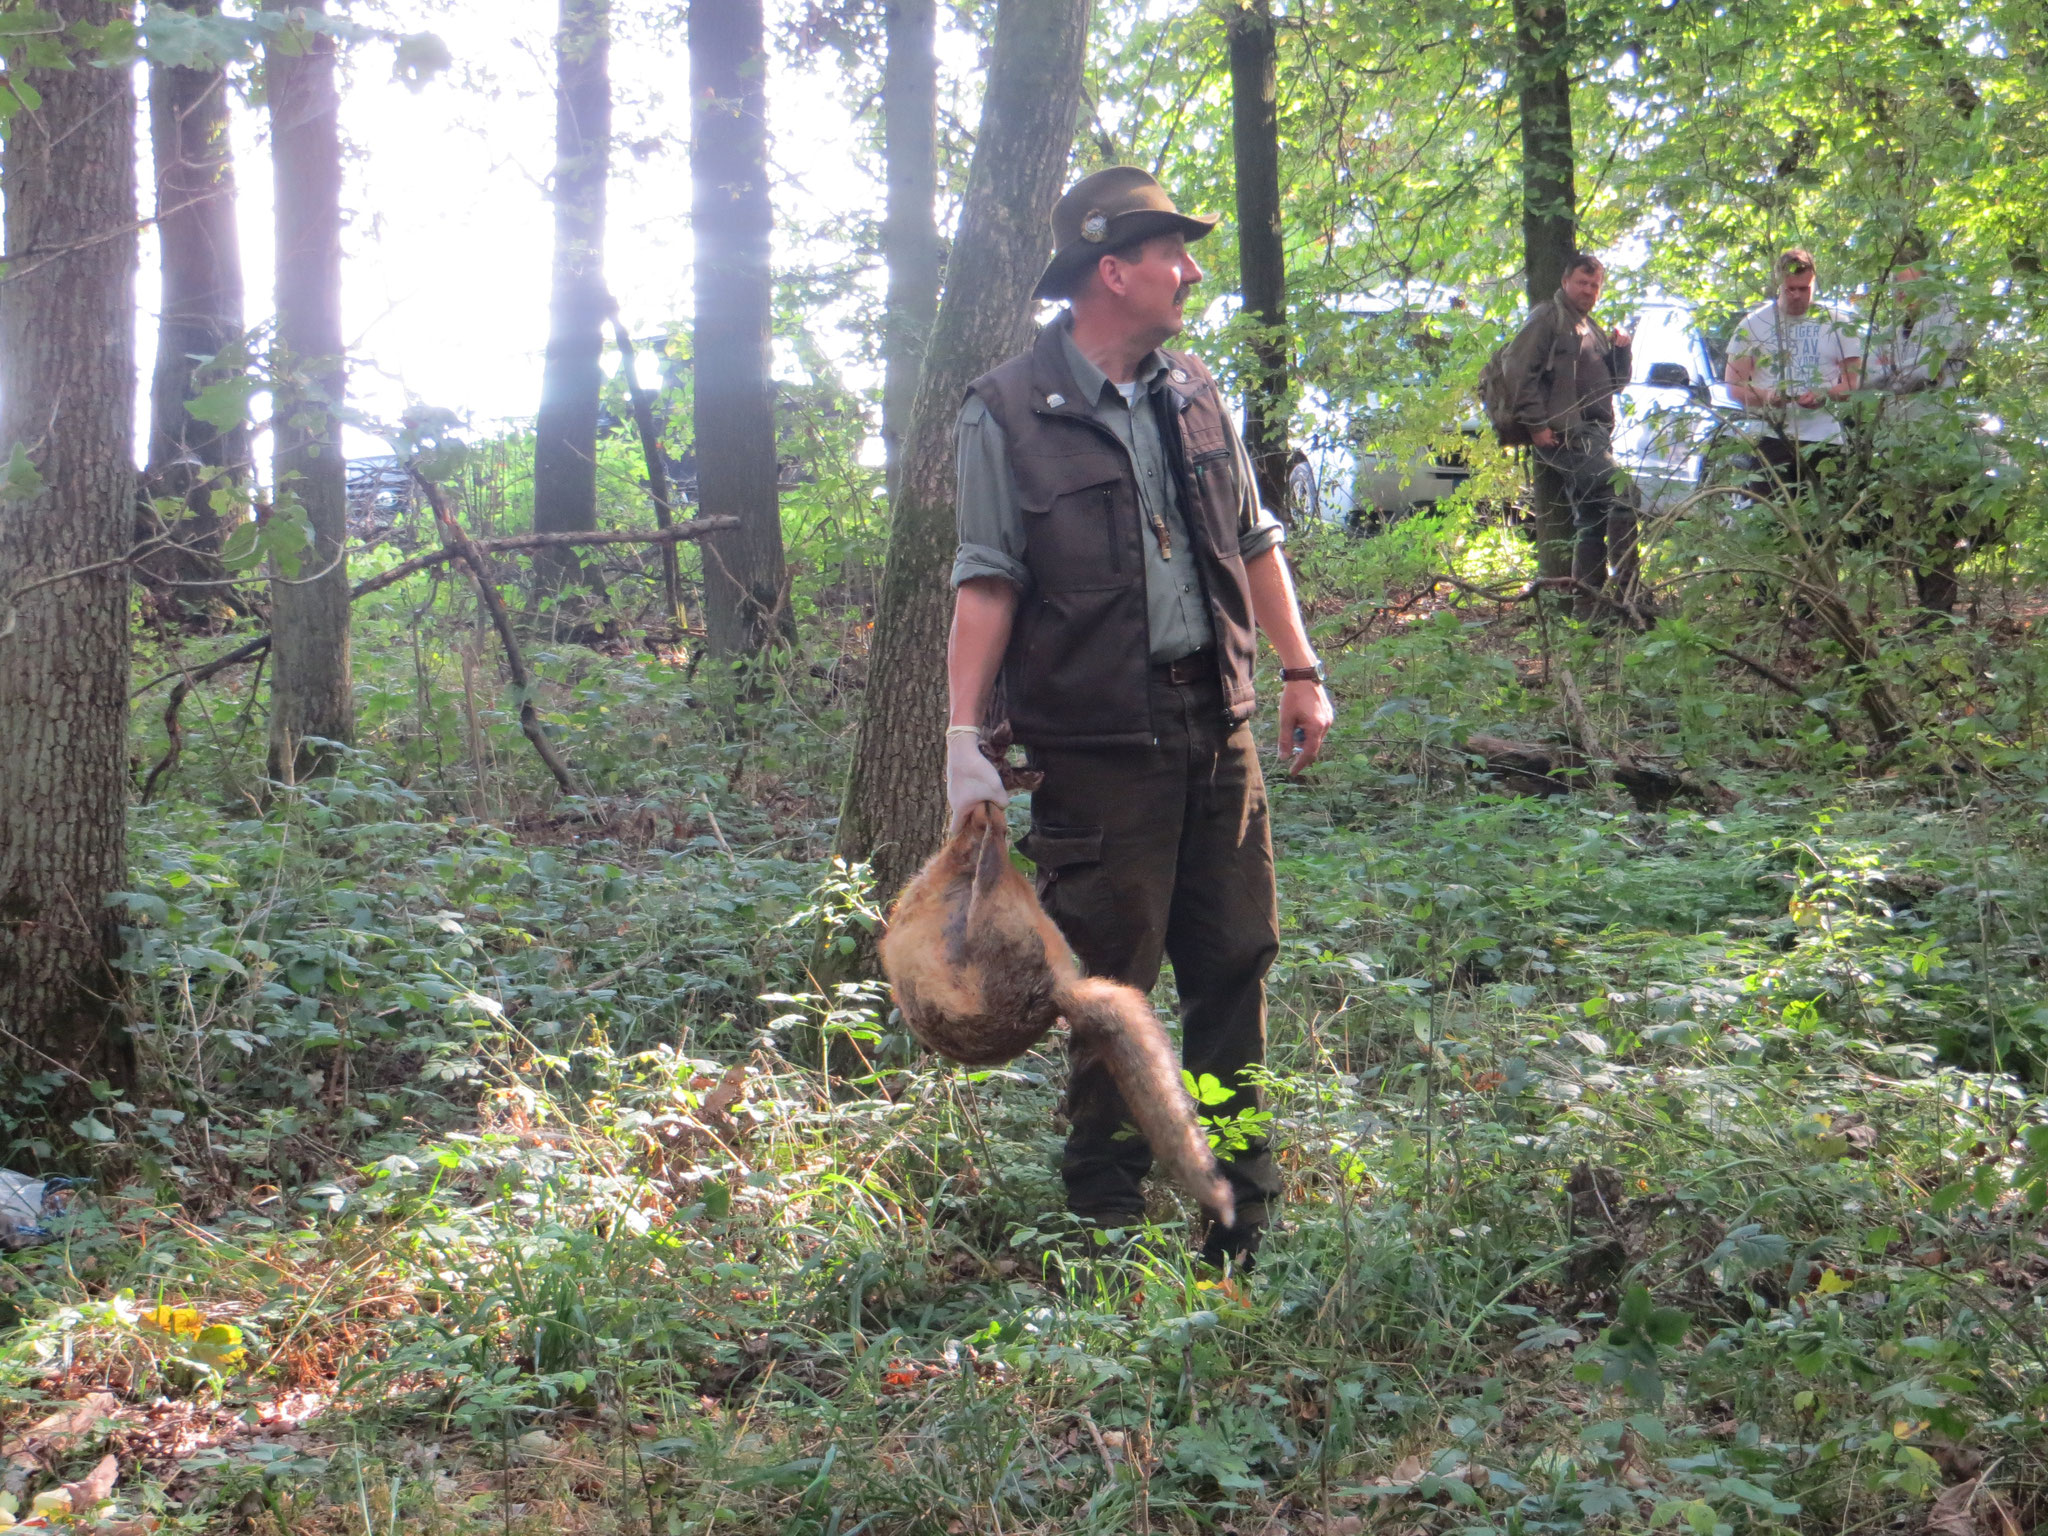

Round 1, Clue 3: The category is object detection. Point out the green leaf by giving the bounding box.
[110,890,170,924]
[1648,1305,1691,1347]
[0,443,45,505]
[70,1115,115,1143]
[184,374,258,431]
[391,30,452,87]
[220,521,262,570]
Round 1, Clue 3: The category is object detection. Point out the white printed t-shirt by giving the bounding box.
[1726,300,1861,443]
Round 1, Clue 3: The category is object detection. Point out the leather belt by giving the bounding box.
[1155,649,1216,685]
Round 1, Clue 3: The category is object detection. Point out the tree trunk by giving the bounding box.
[692,0,791,656]
[265,0,353,782]
[836,0,1093,908]
[531,0,612,598]
[1227,0,1290,521]
[1515,0,1576,308]
[882,0,942,503]
[0,0,138,1092]
[1514,0,1576,580]
[142,0,247,598]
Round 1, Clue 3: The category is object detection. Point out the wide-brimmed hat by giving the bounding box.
[1032,165,1218,303]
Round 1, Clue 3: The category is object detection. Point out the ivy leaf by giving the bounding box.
[0,443,45,505]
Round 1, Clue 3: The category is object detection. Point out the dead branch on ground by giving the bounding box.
[415,474,582,798]
[136,511,737,800]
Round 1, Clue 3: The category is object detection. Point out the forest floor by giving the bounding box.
[7,518,2048,1535]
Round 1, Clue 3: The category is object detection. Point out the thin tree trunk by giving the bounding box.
[606,309,684,623]
[0,0,138,1091]
[265,0,353,782]
[1227,0,1290,521]
[1514,0,1576,580]
[836,0,1094,908]
[532,0,612,598]
[1515,0,1576,307]
[882,0,942,503]
[142,0,247,598]
[692,0,791,656]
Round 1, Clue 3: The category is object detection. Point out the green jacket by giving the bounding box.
[1503,292,1632,434]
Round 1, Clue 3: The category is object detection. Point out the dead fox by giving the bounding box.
[880,802,1234,1228]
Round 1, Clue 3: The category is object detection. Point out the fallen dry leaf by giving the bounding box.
[64,1452,118,1509]
[700,1065,748,1121]
[1929,1475,2022,1536]
[2,1393,123,1474]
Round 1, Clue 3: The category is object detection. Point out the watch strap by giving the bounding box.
[1280,664,1325,684]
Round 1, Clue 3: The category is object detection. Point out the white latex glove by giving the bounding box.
[945,729,1007,835]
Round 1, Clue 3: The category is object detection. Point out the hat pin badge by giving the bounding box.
[1080,210,1110,243]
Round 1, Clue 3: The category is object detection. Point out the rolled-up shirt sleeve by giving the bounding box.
[950,395,1032,590]
[1225,407,1287,562]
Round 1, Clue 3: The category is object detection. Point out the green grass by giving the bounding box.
[9,502,2048,1534]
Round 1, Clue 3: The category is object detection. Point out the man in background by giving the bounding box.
[1503,252,1644,623]
[1725,249,1861,497]
[1871,255,1984,617]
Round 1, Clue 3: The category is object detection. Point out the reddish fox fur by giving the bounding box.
[880,803,1234,1228]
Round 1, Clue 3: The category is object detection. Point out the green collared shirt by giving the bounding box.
[951,315,1284,664]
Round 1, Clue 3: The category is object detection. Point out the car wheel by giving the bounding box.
[1286,457,1321,523]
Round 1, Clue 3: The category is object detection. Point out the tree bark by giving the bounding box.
[1227,0,1290,521]
[692,0,791,656]
[0,0,138,1091]
[836,0,1093,908]
[264,0,353,783]
[531,0,612,598]
[882,0,942,503]
[1514,0,1576,308]
[142,0,248,597]
[1514,0,1576,580]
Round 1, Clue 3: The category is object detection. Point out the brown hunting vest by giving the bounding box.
[966,324,1260,749]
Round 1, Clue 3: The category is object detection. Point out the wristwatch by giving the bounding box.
[1280,662,1326,685]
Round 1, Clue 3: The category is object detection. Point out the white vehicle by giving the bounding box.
[1611,303,1745,516]
[1280,283,1481,528]
[1283,293,1734,528]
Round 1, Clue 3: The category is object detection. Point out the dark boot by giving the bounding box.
[1198,1208,1267,1272]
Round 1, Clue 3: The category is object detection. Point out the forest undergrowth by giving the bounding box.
[10,506,2048,1536]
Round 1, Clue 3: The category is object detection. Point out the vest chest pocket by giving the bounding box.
[1016,453,1131,590]
[1185,446,1242,554]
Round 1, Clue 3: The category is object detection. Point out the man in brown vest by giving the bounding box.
[942,166,1333,1267]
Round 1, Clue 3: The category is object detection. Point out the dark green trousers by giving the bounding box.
[1020,661,1283,1224]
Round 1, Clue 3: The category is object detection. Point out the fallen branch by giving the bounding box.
[1555,663,1696,810]
[1461,731,1582,797]
[133,518,737,701]
[415,474,582,798]
[134,512,737,799]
